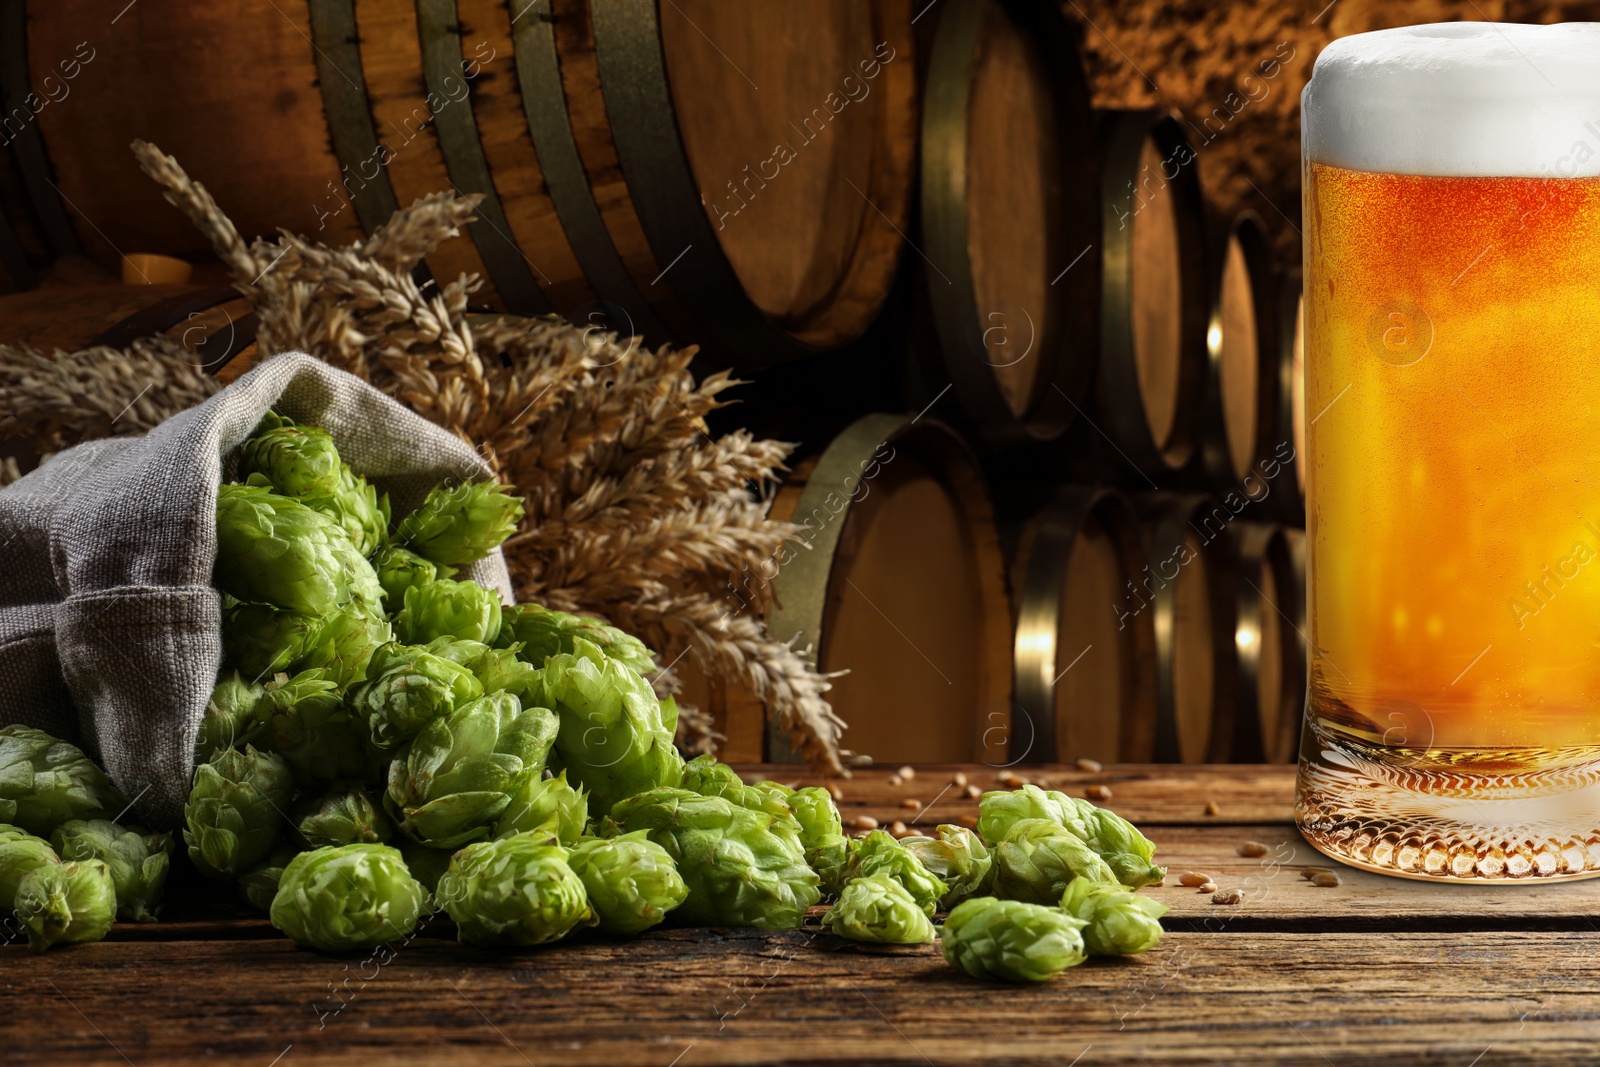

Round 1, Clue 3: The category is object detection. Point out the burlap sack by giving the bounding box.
[0,352,513,830]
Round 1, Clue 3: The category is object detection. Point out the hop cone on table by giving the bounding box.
[396,481,524,567]
[1058,875,1168,956]
[50,819,173,923]
[941,897,1089,982]
[0,824,59,911]
[256,668,375,785]
[605,787,820,930]
[213,483,382,616]
[681,755,804,850]
[842,830,947,918]
[183,745,295,880]
[990,818,1118,905]
[496,603,657,675]
[351,643,484,750]
[496,768,589,845]
[394,578,503,646]
[194,673,269,762]
[435,833,594,947]
[807,832,853,897]
[371,543,439,607]
[0,725,126,837]
[567,830,689,935]
[823,872,936,944]
[424,637,540,701]
[238,843,301,913]
[292,784,393,848]
[978,786,1163,889]
[901,824,993,909]
[385,692,559,849]
[239,411,388,555]
[270,843,428,952]
[538,637,683,814]
[14,858,116,953]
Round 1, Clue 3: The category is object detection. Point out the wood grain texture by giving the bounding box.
[8,930,1600,1065]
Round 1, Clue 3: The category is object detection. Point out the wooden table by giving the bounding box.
[8,763,1600,1065]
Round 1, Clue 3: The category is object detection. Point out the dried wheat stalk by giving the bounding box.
[114,141,846,773]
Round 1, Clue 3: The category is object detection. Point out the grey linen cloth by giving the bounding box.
[0,352,512,829]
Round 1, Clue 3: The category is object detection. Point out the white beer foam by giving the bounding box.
[1304,22,1600,177]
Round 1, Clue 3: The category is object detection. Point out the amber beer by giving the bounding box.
[1297,22,1600,880]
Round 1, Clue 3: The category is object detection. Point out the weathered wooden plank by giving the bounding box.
[735,763,1299,827]
[6,929,1599,1065]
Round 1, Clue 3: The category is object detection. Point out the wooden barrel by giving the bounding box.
[1197,211,1280,492]
[1134,492,1237,762]
[1011,486,1157,764]
[1269,266,1307,524]
[0,283,257,474]
[763,413,1012,764]
[1096,110,1208,478]
[2,1,917,366]
[1229,522,1302,763]
[919,0,1099,448]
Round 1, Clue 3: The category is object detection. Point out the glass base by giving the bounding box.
[1295,719,1600,881]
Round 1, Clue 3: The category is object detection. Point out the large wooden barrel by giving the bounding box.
[1269,266,1307,524]
[1229,522,1302,763]
[1134,492,1237,762]
[1096,110,1208,478]
[2,1,917,366]
[1197,211,1280,493]
[763,413,1012,764]
[1011,486,1157,764]
[919,0,1099,449]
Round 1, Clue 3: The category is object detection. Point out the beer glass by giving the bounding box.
[1297,22,1600,880]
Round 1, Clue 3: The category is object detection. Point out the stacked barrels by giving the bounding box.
[0,0,1307,766]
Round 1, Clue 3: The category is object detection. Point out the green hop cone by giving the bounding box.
[901,824,993,909]
[397,838,454,895]
[256,669,375,785]
[424,637,541,700]
[681,756,805,850]
[14,859,116,953]
[0,824,59,911]
[0,725,126,837]
[270,843,429,952]
[394,578,504,645]
[496,603,657,674]
[183,745,295,880]
[50,820,173,923]
[298,601,394,689]
[352,643,484,750]
[194,673,269,762]
[239,411,389,555]
[807,832,853,897]
[941,897,1089,982]
[823,873,937,944]
[292,784,393,848]
[372,543,440,607]
[539,637,683,813]
[397,480,524,567]
[214,483,383,616]
[843,831,947,917]
[386,692,559,849]
[238,843,301,912]
[220,600,318,681]
[567,830,689,935]
[496,768,589,845]
[435,833,594,946]
[604,787,820,930]
[978,786,1164,889]
[1058,875,1168,956]
[788,787,844,850]
[990,819,1117,905]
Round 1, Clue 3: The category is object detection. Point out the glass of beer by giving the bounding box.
[1297,22,1600,880]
